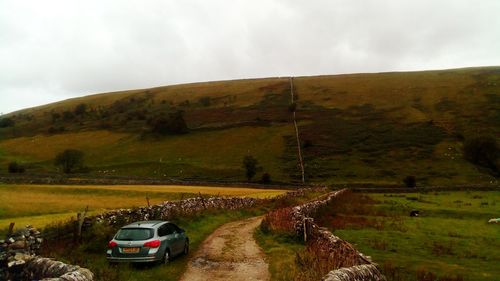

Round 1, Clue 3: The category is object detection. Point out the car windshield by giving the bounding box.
[115,228,154,241]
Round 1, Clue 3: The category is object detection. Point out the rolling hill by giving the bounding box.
[0,67,499,186]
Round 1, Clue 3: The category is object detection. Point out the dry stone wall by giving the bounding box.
[95,195,264,225]
[290,189,348,236]
[0,225,93,281]
[1,225,42,280]
[264,188,386,281]
[23,257,94,281]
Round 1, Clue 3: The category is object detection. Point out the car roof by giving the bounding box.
[121,220,170,229]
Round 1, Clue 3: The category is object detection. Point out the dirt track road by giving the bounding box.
[179,216,270,281]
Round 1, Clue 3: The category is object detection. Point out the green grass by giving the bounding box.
[315,191,500,281]
[254,229,304,281]
[0,125,293,182]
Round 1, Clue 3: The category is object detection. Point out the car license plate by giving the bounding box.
[122,247,140,253]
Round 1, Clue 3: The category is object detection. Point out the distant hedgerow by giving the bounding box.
[8,161,25,173]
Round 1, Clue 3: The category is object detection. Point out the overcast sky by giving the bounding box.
[1,0,499,114]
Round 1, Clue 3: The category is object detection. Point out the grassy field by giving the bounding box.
[1,67,498,185]
[313,191,500,281]
[0,125,293,182]
[0,184,287,230]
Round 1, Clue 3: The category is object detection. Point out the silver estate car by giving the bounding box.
[107,220,189,264]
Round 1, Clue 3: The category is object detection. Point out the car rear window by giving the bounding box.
[115,228,154,241]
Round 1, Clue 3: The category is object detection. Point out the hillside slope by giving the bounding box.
[0,67,499,185]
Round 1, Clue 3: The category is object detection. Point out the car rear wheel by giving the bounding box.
[163,249,170,265]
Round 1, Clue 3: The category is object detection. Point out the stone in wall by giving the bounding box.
[23,257,94,281]
[322,264,386,281]
[0,225,43,280]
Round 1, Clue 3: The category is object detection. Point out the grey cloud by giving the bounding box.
[1,0,499,114]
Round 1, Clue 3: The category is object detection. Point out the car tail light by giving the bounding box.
[144,240,161,248]
[108,241,118,248]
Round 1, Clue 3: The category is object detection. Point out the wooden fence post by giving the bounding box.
[7,222,15,238]
[303,218,308,242]
[199,192,207,209]
[303,217,313,242]
[77,206,89,242]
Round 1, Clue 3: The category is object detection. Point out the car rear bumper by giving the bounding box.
[106,255,160,263]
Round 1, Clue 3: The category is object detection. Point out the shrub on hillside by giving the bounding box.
[47,126,65,134]
[8,161,25,173]
[51,112,61,123]
[403,176,417,188]
[62,111,75,121]
[178,100,190,107]
[242,155,260,181]
[151,111,189,135]
[261,172,272,183]
[303,140,313,148]
[54,149,85,173]
[0,117,15,128]
[74,103,87,116]
[198,96,211,107]
[463,136,498,173]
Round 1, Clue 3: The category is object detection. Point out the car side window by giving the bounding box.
[165,224,176,235]
[170,224,181,233]
[158,225,168,237]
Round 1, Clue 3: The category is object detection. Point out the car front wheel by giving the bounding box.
[183,240,189,255]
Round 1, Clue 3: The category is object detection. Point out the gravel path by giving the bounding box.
[179,216,270,281]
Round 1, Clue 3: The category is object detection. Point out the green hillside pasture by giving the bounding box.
[2,67,498,185]
[315,191,500,281]
[294,68,499,125]
[0,184,287,230]
[287,67,500,185]
[291,108,489,185]
[0,124,294,181]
